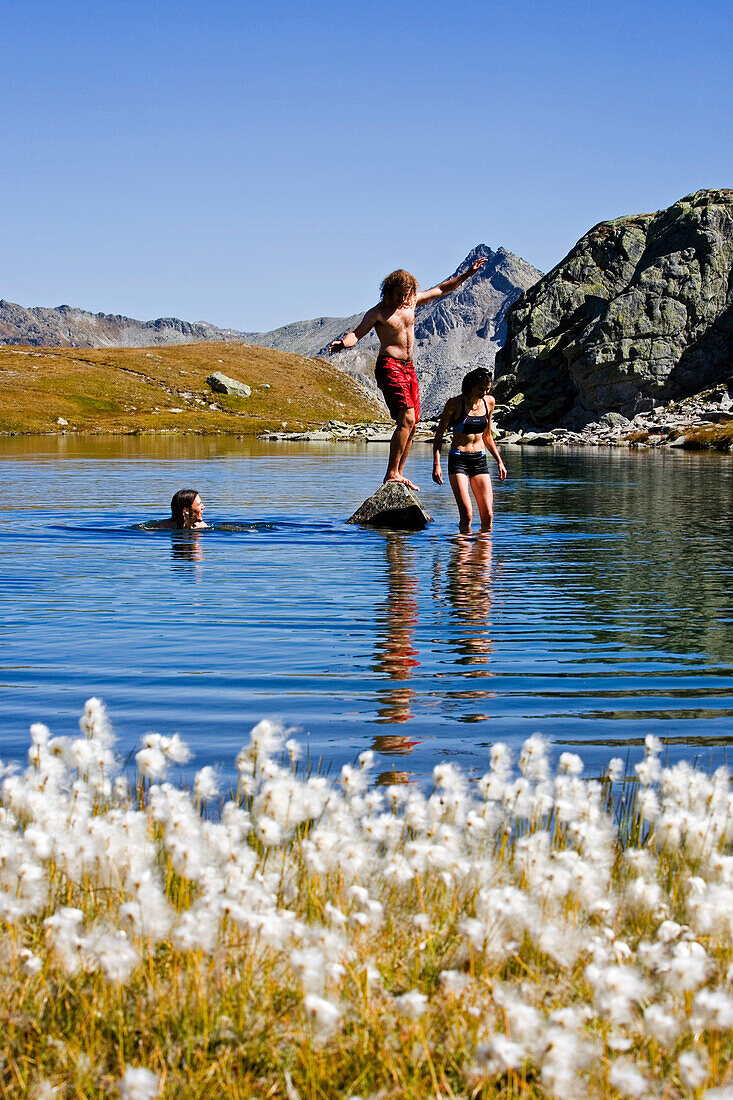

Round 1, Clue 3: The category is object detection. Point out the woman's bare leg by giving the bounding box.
[471,473,494,531]
[449,472,473,534]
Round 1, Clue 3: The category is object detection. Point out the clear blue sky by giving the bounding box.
[1,0,731,330]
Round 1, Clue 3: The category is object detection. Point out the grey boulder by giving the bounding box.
[206,372,252,398]
[347,481,433,529]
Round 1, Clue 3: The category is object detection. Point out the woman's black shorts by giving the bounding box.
[448,449,489,477]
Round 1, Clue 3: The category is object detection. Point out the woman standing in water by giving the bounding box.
[432,367,507,533]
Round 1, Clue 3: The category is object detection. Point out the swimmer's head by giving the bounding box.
[171,488,203,528]
[461,366,493,398]
[380,269,418,308]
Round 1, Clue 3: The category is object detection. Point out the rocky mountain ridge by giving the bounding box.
[495,188,733,429]
[0,300,250,349]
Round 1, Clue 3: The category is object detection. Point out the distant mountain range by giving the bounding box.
[0,244,542,417]
[0,300,249,349]
[249,246,543,414]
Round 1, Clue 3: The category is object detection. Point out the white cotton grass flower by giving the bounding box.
[607,757,625,782]
[30,1082,61,1100]
[439,969,470,996]
[518,734,550,784]
[678,1048,709,1091]
[395,990,428,1020]
[248,718,285,758]
[285,738,301,763]
[470,1034,525,1080]
[135,744,167,782]
[303,993,341,1038]
[19,948,43,976]
[642,1002,681,1046]
[666,940,711,991]
[78,697,113,746]
[160,733,191,764]
[194,766,219,803]
[608,1058,649,1099]
[559,752,583,776]
[691,989,733,1030]
[117,1065,160,1100]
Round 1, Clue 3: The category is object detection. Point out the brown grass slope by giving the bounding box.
[0,342,382,435]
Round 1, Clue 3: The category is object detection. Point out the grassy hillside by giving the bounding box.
[0,342,382,435]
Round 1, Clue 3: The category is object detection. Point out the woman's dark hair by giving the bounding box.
[170,488,199,527]
[461,366,493,397]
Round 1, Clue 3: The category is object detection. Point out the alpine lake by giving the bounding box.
[1,434,732,788]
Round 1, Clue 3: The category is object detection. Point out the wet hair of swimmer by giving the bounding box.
[461,366,493,397]
[170,488,200,527]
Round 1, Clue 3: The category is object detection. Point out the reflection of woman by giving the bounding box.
[445,535,493,665]
[433,367,507,533]
[152,489,207,530]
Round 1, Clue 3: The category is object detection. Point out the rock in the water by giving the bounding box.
[347,481,433,529]
[206,372,252,398]
[495,188,733,426]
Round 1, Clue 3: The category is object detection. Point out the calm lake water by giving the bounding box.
[1,435,732,785]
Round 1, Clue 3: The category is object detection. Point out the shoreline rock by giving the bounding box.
[259,383,733,452]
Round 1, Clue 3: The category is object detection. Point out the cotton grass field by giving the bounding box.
[2,701,733,1099]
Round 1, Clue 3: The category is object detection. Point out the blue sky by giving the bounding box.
[1,0,731,330]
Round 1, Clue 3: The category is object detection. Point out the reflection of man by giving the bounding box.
[371,734,421,755]
[373,535,419,724]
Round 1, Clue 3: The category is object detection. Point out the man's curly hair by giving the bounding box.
[380,269,419,306]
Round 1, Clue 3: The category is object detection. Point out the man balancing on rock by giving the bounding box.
[328,259,486,490]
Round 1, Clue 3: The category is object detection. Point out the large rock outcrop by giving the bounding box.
[494,189,733,427]
[250,246,542,415]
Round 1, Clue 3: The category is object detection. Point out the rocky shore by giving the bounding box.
[261,379,733,452]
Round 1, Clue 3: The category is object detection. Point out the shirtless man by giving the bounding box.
[328,258,486,490]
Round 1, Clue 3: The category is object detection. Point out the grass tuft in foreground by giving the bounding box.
[2,701,733,1098]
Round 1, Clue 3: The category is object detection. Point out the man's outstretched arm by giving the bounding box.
[416,257,486,307]
[327,306,379,355]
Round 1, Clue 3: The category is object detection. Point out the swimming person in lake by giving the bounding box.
[152,489,208,530]
[327,258,487,491]
[432,367,507,533]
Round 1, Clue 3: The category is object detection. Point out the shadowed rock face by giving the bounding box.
[494,189,733,428]
[250,246,543,416]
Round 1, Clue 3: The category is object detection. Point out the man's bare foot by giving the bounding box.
[384,473,420,492]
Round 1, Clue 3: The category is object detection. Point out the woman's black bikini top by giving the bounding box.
[450,396,490,435]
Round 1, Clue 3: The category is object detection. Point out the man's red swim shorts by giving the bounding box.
[374,355,421,422]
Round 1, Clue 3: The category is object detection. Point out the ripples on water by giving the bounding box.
[0,436,731,783]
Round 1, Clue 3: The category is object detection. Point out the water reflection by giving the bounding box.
[171,533,204,575]
[445,535,494,664]
[373,534,420,724]
[2,438,732,780]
